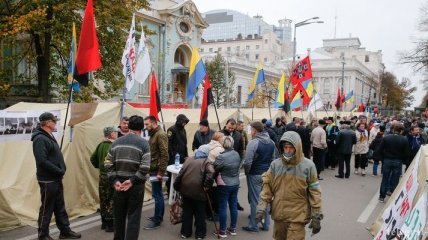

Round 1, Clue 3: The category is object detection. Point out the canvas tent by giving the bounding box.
[0,102,145,229]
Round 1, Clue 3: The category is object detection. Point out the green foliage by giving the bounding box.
[205,54,235,108]
[0,0,150,102]
[381,72,416,110]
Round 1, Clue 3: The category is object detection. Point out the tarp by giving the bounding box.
[369,145,428,238]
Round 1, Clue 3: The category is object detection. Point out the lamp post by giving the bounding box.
[292,17,324,66]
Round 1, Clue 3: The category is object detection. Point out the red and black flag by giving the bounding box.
[149,71,161,121]
[335,88,342,110]
[282,87,291,114]
[290,56,313,85]
[200,75,214,121]
[359,102,365,112]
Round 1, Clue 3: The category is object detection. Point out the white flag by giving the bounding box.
[121,14,136,92]
[307,92,324,113]
[134,25,151,85]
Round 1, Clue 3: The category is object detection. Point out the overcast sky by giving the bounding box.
[193,0,427,107]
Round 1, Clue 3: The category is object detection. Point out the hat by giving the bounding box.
[266,120,273,127]
[199,119,209,127]
[103,126,118,137]
[374,122,380,126]
[39,112,59,122]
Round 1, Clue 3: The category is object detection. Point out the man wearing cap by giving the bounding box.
[90,126,118,232]
[31,112,81,240]
[143,115,169,230]
[192,119,215,151]
[105,115,151,240]
[256,131,323,239]
[242,121,278,232]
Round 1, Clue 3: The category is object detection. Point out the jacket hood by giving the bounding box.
[255,131,271,144]
[278,131,304,165]
[31,127,51,141]
[195,144,209,159]
[175,114,189,127]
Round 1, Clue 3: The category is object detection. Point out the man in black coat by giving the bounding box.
[166,114,189,194]
[220,119,244,159]
[192,119,215,151]
[334,121,357,179]
[31,112,81,240]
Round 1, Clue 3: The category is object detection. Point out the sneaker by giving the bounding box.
[195,237,204,240]
[362,170,366,176]
[386,191,392,196]
[213,230,227,238]
[241,226,259,233]
[372,174,377,177]
[39,236,54,240]
[180,235,188,239]
[227,227,237,236]
[354,169,359,175]
[379,197,385,203]
[144,221,161,230]
[335,175,344,179]
[59,230,81,239]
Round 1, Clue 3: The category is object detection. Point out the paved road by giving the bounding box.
[1,163,389,240]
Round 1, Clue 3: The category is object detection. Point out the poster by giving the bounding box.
[0,110,61,142]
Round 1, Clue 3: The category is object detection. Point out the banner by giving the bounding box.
[0,110,61,142]
[399,189,426,239]
[307,92,324,113]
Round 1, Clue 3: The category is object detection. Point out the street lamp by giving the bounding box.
[292,17,324,66]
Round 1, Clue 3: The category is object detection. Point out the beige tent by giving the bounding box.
[0,102,145,229]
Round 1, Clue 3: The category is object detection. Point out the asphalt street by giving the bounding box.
[0,161,390,240]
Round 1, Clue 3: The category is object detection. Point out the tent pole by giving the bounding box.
[212,98,221,131]
[60,86,73,150]
[263,82,272,120]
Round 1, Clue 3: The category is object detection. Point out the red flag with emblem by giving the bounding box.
[290,56,313,85]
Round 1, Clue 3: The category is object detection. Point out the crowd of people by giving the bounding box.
[31,110,425,240]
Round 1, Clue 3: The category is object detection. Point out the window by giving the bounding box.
[256,45,260,49]
[255,54,259,60]
[264,39,268,44]
[227,47,231,51]
[245,54,249,59]
[264,57,268,62]
[1,40,36,84]
[365,55,370,62]
[200,48,204,52]
[323,79,331,94]
[218,47,222,52]
[209,48,213,53]
[236,46,240,51]
[237,86,242,104]
[246,45,250,50]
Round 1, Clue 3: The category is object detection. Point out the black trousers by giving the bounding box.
[312,147,326,176]
[325,143,337,168]
[38,181,71,238]
[181,196,207,238]
[338,153,352,177]
[113,183,144,240]
[355,154,368,170]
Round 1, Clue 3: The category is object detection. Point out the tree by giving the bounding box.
[0,0,149,102]
[380,72,415,110]
[205,54,235,108]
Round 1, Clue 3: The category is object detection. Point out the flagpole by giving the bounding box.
[212,98,222,130]
[263,82,272,120]
[299,91,304,120]
[120,87,126,121]
[60,86,73,150]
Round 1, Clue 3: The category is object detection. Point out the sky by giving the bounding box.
[193,0,427,108]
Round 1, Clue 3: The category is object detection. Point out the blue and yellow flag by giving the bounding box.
[186,48,207,102]
[345,90,354,104]
[275,72,286,108]
[301,79,314,98]
[290,91,302,110]
[248,63,265,101]
[67,23,80,92]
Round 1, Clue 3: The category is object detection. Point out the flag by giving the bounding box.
[307,92,324,113]
[301,79,314,98]
[292,82,311,105]
[187,48,207,102]
[75,0,102,83]
[359,102,365,112]
[66,23,80,92]
[135,25,151,85]
[345,90,354,104]
[122,14,136,91]
[290,56,313,85]
[283,87,290,113]
[149,71,161,121]
[290,89,303,111]
[200,75,214,121]
[335,88,342,110]
[248,63,265,101]
[275,73,286,108]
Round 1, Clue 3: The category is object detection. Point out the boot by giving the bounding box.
[105,220,114,232]
[101,217,106,230]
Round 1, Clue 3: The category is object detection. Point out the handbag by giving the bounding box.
[367,149,374,159]
[169,193,183,225]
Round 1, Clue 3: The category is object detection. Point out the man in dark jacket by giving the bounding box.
[143,115,169,230]
[32,112,81,240]
[166,114,189,194]
[220,119,244,159]
[325,117,340,169]
[242,121,278,232]
[262,119,277,145]
[192,119,215,151]
[406,125,425,170]
[334,122,357,179]
[378,124,410,202]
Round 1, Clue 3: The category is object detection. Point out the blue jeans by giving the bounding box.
[151,180,164,223]
[372,159,380,176]
[379,159,402,198]
[217,185,239,231]
[246,175,270,231]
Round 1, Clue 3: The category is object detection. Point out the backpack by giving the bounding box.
[169,193,183,225]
